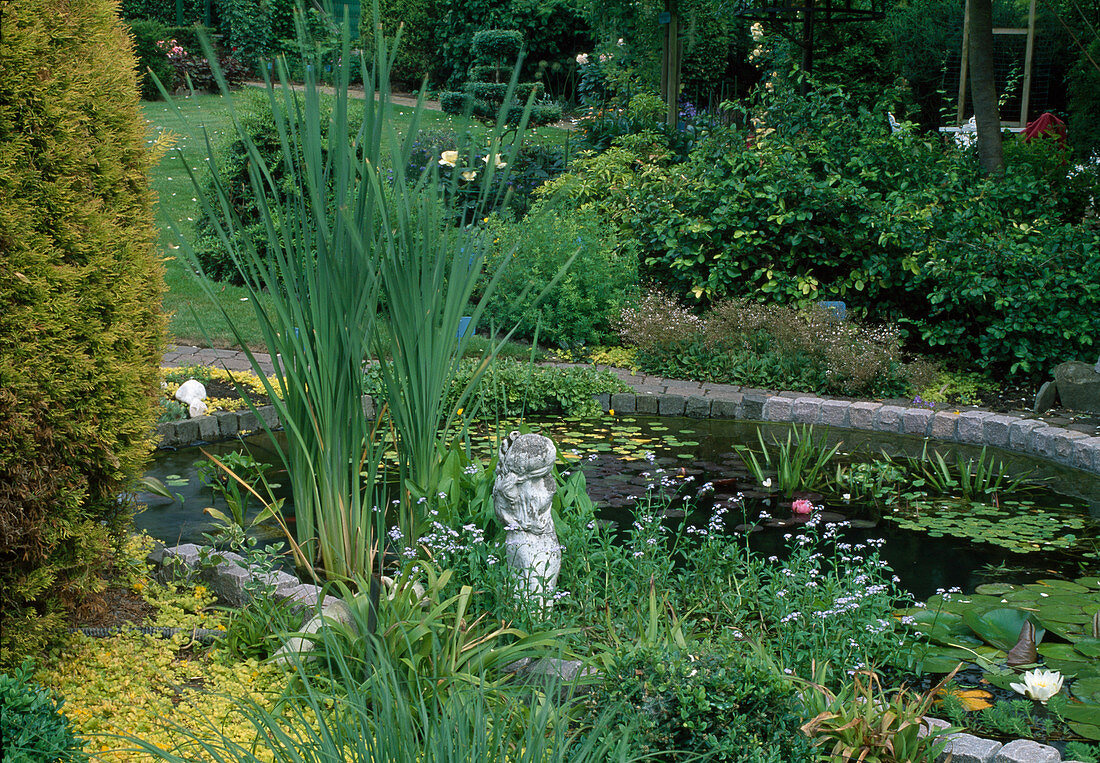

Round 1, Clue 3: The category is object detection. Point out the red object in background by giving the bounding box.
[1024,112,1068,146]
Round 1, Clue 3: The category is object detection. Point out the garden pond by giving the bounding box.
[138,414,1100,601]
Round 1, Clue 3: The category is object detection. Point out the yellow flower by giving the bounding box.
[461,169,478,181]
[609,408,615,416]
[438,150,459,167]
[482,153,507,169]
[456,408,464,416]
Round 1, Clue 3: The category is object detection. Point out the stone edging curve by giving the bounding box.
[155,390,1100,478]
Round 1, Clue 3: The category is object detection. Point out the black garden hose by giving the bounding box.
[71,626,224,644]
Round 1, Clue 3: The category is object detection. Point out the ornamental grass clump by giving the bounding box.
[165,9,560,581]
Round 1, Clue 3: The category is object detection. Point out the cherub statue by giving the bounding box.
[493,431,561,609]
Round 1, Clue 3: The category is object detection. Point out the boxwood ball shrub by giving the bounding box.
[0,0,165,662]
[0,661,88,763]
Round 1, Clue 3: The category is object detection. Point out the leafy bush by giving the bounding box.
[215,0,297,70]
[157,37,249,94]
[0,0,165,662]
[620,292,928,397]
[543,86,1100,379]
[359,0,444,88]
[0,661,88,763]
[120,0,206,26]
[588,644,813,762]
[128,19,177,99]
[479,208,638,348]
[1067,38,1100,160]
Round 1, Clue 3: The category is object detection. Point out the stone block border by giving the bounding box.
[156,390,1100,478]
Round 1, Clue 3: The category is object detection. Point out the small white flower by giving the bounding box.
[762,478,772,488]
[1009,669,1063,704]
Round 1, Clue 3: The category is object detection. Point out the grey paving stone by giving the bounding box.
[1031,426,1060,459]
[595,393,611,412]
[610,392,636,413]
[658,395,686,416]
[636,394,659,414]
[849,402,882,430]
[872,405,905,433]
[701,383,741,397]
[762,397,793,422]
[992,739,1059,763]
[1008,419,1043,450]
[711,397,743,419]
[741,394,767,420]
[176,418,199,445]
[819,399,851,427]
[664,382,703,395]
[792,397,824,424]
[217,411,239,439]
[236,409,260,433]
[197,415,219,442]
[1072,436,1100,471]
[937,733,1001,763]
[684,395,712,418]
[155,421,177,448]
[1052,429,1089,465]
[203,562,251,608]
[982,415,1018,448]
[929,412,959,441]
[957,411,988,444]
[902,407,934,436]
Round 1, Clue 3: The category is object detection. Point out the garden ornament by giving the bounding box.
[493,431,561,610]
[174,378,208,418]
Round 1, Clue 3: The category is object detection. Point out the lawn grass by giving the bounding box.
[145,87,572,351]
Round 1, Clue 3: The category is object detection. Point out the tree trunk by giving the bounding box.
[968,0,1004,174]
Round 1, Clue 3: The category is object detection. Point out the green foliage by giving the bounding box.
[1065,741,1100,763]
[480,208,639,348]
[0,0,165,663]
[545,86,1100,379]
[1068,38,1100,160]
[588,644,814,762]
[215,0,298,69]
[620,292,925,397]
[359,0,444,88]
[472,29,524,66]
[128,19,178,99]
[121,0,207,26]
[734,426,841,499]
[0,661,88,763]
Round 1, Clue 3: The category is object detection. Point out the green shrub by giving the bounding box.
[544,87,1100,379]
[121,0,207,25]
[359,0,445,88]
[215,0,298,69]
[1067,38,1100,160]
[0,0,165,662]
[127,19,177,99]
[588,644,814,762]
[480,208,638,349]
[0,661,88,763]
[620,292,927,397]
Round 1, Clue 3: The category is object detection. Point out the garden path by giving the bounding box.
[163,343,1100,438]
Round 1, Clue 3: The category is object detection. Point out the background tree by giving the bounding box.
[967,0,1004,173]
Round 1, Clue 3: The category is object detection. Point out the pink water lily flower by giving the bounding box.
[791,499,814,515]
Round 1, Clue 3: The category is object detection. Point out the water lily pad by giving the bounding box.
[975,583,1018,596]
[1036,579,1092,593]
[963,608,1043,652]
[1072,637,1100,659]
[1068,721,1100,741]
[1071,677,1100,703]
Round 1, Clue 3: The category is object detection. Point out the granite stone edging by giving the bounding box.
[153,391,1100,478]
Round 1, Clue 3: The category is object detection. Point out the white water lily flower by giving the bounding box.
[1009,669,1063,704]
[438,150,459,167]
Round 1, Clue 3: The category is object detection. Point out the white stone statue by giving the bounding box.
[174,378,208,418]
[493,431,561,610]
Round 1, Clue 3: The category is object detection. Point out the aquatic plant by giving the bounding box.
[734,425,840,499]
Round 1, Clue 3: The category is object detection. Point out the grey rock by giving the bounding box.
[849,402,882,430]
[259,405,280,429]
[1033,380,1058,414]
[1052,429,1089,465]
[197,415,219,442]
[237,409,260,433]
[902,408,934,436]
[762,397,793,422]
[791,397,823,424]
[993,739,1059,763]
[1054,360,1100,413]
[711,398,742,419]
[684,395,711,418]
[937,733,1001,763]
[1008,419,1043,449]
[595,393,610,412]
[361,394,375,419]
[176,418,199,446]
[155,421,177,449]
[610,393,636,414]
[217,411,239,439]
[204,562,251,608]
[929,412,959,440]
[280,583,325,612]
[658,395,686,416]
[873,405,905,432]
[163,543,203,568]
[957,411,987,444]
[982,415,1017,448]
[636,394,659,414]
[1031,426,1060,459]
[740,394,767,420]
[1073,436,1100,471]
[819,400,851,427]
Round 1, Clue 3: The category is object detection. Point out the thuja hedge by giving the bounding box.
[543,104,1100,378]
[0,0,165,662]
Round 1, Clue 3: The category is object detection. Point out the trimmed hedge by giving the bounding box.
[0,0,165,662]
